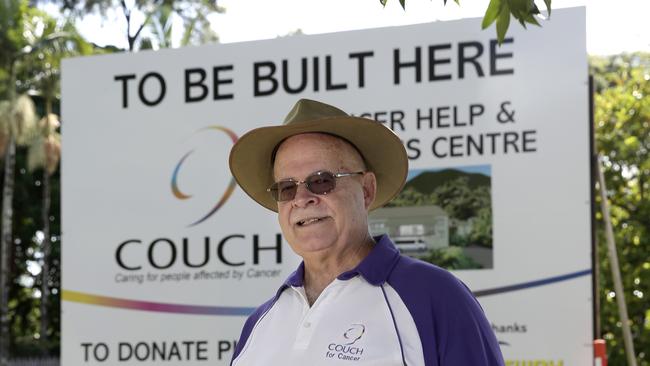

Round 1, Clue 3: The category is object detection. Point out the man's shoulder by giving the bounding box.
[245,288,284,325]
[232,291,283,363]
[390,254,463,287]
[239,285,289,339]
[387,254,476,307]
[385,254,505,365]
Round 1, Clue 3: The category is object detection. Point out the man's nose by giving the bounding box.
[291,183,318,208]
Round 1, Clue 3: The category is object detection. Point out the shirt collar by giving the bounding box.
[284,261,305,287]
[337,234,401,285]
[281,234,400,290]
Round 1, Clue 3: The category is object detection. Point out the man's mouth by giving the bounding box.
[296,217,328,227]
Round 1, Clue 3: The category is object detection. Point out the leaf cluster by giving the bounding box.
[381,0,552,44]
[481,0,550,43]
[0,0,29,68]
[17,16,93,100]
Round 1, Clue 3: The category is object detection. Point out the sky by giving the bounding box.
[68,0,650,56]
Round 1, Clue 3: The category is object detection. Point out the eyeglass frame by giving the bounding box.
[266,170,365,202]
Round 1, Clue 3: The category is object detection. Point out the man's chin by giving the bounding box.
[289,238,337,258]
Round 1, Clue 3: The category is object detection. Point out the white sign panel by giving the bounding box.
[62,7,591,365]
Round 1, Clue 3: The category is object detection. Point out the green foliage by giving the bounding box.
[387,186,428,207]
[0,2,73,358]
[480,0,550,44]
[387,174,493,250]
[42,0,224,50]
[17,15,93,98]
[469,206,492,247]
[390,176,492,225]
[140,1,219,50]
[421,246,481,270]
[0,145,61,357]
[382,0,551,44]
[0,0,28,67]
[432,177,491,221]
[0,0,30,102]
[592,53,650,365]
[381,0,459,8]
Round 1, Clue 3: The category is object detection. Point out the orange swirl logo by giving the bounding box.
[171,126,238,226]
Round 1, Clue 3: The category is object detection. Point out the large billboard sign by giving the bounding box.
[62,7,591,365]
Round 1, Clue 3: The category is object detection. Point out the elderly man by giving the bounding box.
[228,99,504,365]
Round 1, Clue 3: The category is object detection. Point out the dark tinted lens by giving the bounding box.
[306,172,336,194]
[268,184,280,201]
[275,180,298,201]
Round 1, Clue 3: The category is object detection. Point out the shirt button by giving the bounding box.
[304,322,311,328]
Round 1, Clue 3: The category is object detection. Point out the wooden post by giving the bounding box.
[596,155,637,366]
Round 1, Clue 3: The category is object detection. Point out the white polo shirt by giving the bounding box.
[231,235,504,366]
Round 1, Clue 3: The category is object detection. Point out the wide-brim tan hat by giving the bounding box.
[229,99,408,212]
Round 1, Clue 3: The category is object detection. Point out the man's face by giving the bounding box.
[273,133,376,259]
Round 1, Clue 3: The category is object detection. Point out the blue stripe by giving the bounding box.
[381,285,407,366]
[473,269,592,297]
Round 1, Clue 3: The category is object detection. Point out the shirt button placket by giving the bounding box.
[294,317,314,349]
[293,294,314,349]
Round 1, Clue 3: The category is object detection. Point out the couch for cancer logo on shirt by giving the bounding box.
[343,324,365,345]
[325,323,366,361]
[170,125,239,226]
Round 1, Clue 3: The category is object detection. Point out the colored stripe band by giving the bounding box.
[62,290,255,316]
[473,269,592,298]
[62,269,591,315]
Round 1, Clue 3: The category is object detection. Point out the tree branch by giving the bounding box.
[120,0,134,51]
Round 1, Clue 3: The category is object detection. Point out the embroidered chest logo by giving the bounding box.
[325,324,366,361]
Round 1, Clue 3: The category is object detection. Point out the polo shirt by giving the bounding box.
[231,235,504,366]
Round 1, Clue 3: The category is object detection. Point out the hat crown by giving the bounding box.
[230,98,408,212]
[283,99,348,125]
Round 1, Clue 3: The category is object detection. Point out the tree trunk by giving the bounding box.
[39,169,50,354]
[0,138,16,366]
[39,99,53,354]
[0,59,17,366]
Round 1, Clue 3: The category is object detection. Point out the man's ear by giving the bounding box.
[361,172,377,210]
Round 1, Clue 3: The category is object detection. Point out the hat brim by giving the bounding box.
[229,116,408,212]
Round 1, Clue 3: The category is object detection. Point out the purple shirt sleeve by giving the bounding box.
[230,296,277,365]
[387,256,505,366]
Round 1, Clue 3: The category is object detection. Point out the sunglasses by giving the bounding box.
[267,170,365,202]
